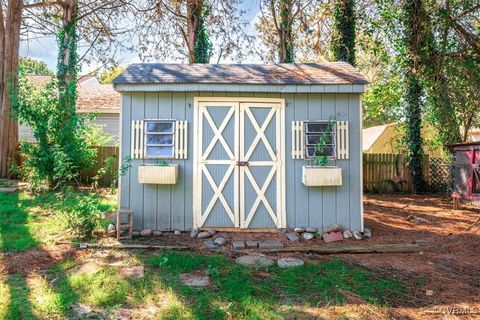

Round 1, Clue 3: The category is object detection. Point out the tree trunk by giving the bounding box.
[278,0,294,63]
[186,0,202,63]
[57,0,78,121]
[332,0,356,66]
[0,0,23,178]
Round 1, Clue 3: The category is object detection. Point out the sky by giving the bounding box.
[20,0,262,74]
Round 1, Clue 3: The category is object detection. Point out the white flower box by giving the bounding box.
[302,166,342,187]
[138,164,178,184]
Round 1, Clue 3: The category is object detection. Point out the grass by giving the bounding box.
[0,190,408,319]
[0,190,116,252]
[0,251,407,320]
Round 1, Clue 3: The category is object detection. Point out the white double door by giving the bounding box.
[193,100,285,229]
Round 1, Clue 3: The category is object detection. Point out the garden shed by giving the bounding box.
[448,141,480,203]
[112,63,367,232]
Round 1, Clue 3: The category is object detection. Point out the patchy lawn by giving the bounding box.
[0,250,406,319]
[0,190,116,252]
[2,191,480,319]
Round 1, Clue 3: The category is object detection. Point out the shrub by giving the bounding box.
[13,74,97,191]
[59,193,103,238]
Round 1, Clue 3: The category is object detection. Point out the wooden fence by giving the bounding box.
[363,153,450,193]
[79,146,119,186]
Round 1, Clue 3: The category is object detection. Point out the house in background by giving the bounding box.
[113,63,366,233]
[362,122,444,157]
[19,76,120,146]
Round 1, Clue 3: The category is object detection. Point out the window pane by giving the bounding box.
[146,146,174,158]
[306,134,334,145]
[306,146,335,157]
[306,122,330,133]
[146,121,174,133]
[146,134,173,145]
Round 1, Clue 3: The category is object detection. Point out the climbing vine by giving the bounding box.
[401,0,430,193]
[13,2,96,191]
[193,5,213,63]
[331,0,356,66]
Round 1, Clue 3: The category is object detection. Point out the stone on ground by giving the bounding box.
[258,240,283,249]
[232,240,246,249]
[0,187,18,194]
[323,231,344,243]
[197,231,212,239]
[277,257,304,268]
[245,240,258,248]
[132,231,140,237]
[71,262,103,276]
[324,224,343,233]
[302,232,315,240]
[294,227,305,233]
[213,237,227,246]
[236,255,274,268]
[305,227,318,233]
[174,230,181,235]
[204,239,216,249]
[363,227,372,238]
[140,229,152,237]
[190,228,199,238]
[353,231,363,240]
[180,273,211,287]
[207,229,216,235]
[287,233,299,242]
[119,266,144,279]
[343,230,353,239]
[153,230,162,236]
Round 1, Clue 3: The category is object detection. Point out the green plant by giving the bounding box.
[312,121,335,166]
[13,76,96,191]
[59,193,103,238]
[157,160,169,166]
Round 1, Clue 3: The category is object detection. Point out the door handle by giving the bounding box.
[236,161,249,167]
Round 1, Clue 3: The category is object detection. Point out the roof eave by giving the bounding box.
[113,82,367,93]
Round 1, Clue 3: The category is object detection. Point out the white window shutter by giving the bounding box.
[291,121,304,159]
[174,120,188,159]
[131,120,144,159]
[336,121,349,160]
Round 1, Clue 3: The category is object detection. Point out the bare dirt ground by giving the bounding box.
[115,194,480,319]
[2,194,480,319]
[346,194,480,319]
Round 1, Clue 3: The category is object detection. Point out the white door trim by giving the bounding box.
[193,98,286,229]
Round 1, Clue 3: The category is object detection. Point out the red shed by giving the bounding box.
[448,141,480,206]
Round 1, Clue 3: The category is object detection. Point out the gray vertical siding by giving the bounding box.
[119,91,363,231]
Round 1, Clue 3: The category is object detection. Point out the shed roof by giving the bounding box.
[113,63,368,86]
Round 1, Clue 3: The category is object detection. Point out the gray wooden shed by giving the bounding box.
[113,63,367,232]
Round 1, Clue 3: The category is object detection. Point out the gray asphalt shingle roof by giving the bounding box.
[112,63,368,85]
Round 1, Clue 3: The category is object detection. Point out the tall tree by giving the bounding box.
[57,0,78,119]
[402,0,430,193]
[128,0,252,63]
[275,0,295,63]
[0,0,23,178]
[191,1,212,63]
[331,0,356,65]
[256,0,319,63]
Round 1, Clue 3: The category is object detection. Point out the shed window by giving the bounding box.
[304,121,336,159]
[144,120,175,159]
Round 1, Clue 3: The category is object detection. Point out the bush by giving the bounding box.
[59,193,103,238]
[13,74,97,191]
